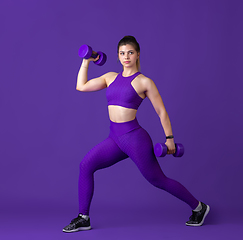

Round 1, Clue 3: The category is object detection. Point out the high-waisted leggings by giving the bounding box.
[78,118,199,215]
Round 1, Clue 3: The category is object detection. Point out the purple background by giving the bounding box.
[1,0,243,239]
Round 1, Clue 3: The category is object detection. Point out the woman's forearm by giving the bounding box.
[76,59,90,91]
[159,111,173,137]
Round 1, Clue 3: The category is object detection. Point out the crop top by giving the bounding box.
[106,72,144,110]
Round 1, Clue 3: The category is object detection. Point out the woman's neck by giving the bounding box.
[122,67,139,77]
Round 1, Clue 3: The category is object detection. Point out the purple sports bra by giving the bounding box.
[106,72,144,110]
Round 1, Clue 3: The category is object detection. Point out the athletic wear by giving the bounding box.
[69,71,208,228]
[63,214,91,232]
[106,72,143,110]
[78,118,199,215]
[186,202,210,226]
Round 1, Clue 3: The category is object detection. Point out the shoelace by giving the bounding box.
[189,211,201,221]
[71,215,85,224]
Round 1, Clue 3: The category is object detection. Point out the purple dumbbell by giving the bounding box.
[78,44,107,66]
[154,143,184,157]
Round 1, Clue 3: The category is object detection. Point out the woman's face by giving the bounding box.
[118,44,139,69]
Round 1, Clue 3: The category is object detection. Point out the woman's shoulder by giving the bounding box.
[103,71,119,78]
[135,73,158,92]
[137,73,153,85]
[103,72,119,85]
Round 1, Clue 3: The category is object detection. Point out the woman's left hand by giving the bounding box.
[165,139,176,155]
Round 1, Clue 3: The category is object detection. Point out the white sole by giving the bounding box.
[63,226,91,233]
[185,205,210,227]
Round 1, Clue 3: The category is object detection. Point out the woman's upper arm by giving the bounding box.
[144,78,167,116]
[77,72,116,92]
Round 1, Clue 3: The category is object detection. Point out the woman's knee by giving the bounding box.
[79,156,97,175]
[138,165,168,189]
[145,174,166,189]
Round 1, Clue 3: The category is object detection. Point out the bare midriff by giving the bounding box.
[108,105,137,123]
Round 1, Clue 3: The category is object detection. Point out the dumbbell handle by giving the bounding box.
[78,45,101,59]
[78,44,107,66]
[89,51,99,59]
[154,143,184,157]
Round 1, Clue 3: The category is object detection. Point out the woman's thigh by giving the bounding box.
[80,137,128,174]
[118,128,166,183]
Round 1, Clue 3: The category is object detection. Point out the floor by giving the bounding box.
[1,203,242,240]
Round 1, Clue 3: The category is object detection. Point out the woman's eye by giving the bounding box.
[129,52,134,55]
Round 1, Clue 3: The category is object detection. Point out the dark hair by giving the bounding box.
[117,36,141,70]
[117,35,140,53]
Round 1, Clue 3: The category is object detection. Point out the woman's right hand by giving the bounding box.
[85,52,100,63]
[81,54,99,69]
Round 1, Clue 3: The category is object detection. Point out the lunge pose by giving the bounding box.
[63,36,210,233]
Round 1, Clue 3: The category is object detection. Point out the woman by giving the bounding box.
[63,36,210,233]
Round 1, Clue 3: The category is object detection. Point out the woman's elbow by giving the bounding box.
[76,84,86,92]
[157,109,168,120]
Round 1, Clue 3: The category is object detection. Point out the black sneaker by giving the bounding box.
[63,214,91,233]
[186,202,210,226]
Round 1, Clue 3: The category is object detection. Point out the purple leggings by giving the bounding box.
[79,118,199,215]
